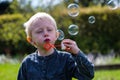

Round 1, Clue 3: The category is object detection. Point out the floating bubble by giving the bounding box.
[68,24,79,35]
[88,16,95,24]
[67,3,80,17]
[107,0,118,10]
[57,29,65,40]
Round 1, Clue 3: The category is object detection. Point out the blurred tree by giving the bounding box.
[18,0,34,13]
[64,0,92,7]
[0,1,10,14]
[0,0,34,14]
[0,13,36,55]
[78,0,92,7]
[7,0,20,13]
[0,0,20,14]
[0,0,120,56]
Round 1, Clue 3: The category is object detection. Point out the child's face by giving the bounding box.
[30,19,57,49]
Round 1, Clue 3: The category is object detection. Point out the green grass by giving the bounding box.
[93,69,120,80]
[0,63,20,80]
[109,57,120,64]
[0,63,120,80]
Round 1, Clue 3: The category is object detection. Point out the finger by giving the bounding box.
[62,39,76,45]
[62,39,73,43]
[64,41,76,47]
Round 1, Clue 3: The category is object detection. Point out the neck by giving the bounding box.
[38,48,54,56]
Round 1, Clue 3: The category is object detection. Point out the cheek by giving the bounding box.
[32,36,43,43]
[34,39,44,47]
[37,37,44,43]
[51,34,57,41]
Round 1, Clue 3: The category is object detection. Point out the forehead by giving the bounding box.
[31,17,56,30]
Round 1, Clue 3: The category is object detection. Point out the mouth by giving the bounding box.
[44,39,50,43]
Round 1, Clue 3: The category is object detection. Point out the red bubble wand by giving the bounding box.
[43,42,55,51]
[43,42,70,51]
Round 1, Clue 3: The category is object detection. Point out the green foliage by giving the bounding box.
[52,6,120,54]
[0,14,25,43]
[0,0,34,14]
[1,0,20,14]
[63,0,93,7]
[0,5,120,55]
[0,1,10,14]
[0,13,35,55]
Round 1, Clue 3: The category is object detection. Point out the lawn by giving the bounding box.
[93,69,120,80]
[0,63,20,80]
[0,63,120,80]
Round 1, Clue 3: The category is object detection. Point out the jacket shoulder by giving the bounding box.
[21,52,37,63]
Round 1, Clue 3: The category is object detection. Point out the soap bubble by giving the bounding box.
[107,0,118,10]
[68,24,79,35]
[88,16,95,24]
[67,3,80,17]
[57,29,65,40]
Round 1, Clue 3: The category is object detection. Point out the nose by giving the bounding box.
[44,30,49,37]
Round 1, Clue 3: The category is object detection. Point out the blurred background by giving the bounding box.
[0,0,120,80]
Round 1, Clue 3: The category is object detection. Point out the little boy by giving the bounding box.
[17,12,94,80]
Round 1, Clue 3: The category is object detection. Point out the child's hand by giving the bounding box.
[61,39,80,55]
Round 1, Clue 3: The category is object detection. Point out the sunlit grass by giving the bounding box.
[93,69,120,80]
[0,63,20,80]
[109,57,120,64]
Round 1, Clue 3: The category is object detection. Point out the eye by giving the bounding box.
[47,28,53,32]
[36,30,43,33]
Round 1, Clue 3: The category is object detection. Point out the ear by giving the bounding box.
[26,37,37,48]
[26,37,32,43]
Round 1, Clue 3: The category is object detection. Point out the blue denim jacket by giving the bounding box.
[17,49,94,80]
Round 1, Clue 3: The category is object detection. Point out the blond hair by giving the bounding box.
[24,12,57,37]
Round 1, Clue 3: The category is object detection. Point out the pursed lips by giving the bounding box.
[44,38,50,43]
